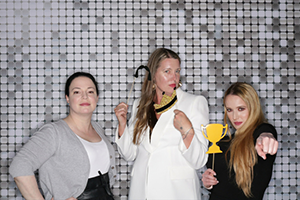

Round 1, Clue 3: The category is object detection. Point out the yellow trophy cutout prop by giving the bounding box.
[201,124,228,170]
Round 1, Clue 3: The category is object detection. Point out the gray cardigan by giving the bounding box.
[9,120,117,200]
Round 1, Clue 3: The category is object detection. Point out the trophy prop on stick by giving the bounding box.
[127,65,151,104]
[201,124,228,170]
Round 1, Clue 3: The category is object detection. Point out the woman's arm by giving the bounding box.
[10,125,58,177]
[251,125,278,198]
[177,95,210,169]
[9,124,59,199]
[15,176,78,200]
[114,100,139,161]
[14,175,44,200]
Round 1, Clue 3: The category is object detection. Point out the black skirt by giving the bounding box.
[77,171,114,200]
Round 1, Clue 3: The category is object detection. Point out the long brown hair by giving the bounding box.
[224,82,267,197]
[132,48,181,144]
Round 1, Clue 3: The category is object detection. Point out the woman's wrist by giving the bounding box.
[182,127,193,140]
[204,185,213,190]
[118,124,126,138]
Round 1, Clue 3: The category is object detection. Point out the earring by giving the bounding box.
[178,81,182,87]
[152,83,156,90]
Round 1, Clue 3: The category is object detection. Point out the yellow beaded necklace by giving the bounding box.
[154,90,177,114]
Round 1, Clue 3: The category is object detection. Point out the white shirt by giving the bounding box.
[77,136,110,178]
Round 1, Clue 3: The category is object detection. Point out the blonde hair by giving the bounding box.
[133,48,181,144]
[224,82,267,197]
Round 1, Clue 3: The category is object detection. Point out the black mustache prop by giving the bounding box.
[127,65,152,104]
[134,65,151,81]
[128,65,178,115]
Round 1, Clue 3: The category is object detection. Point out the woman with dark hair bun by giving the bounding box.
[10,72,116,200]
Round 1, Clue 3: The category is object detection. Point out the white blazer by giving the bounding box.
[115,88,209,200]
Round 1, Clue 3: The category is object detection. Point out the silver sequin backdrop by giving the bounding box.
[0,1,299,199]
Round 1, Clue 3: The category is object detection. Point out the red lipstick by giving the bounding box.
[80,103,90,106]
[234,122,242,126]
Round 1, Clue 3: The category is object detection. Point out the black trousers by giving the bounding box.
[77,172,114,200]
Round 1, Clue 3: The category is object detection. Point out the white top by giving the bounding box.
[77,135,110,178]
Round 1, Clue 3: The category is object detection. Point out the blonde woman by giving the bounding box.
[114,48,209,200]
[202,82,278,200]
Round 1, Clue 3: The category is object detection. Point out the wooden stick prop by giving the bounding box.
[127,65,151,104]
[201,124,228,171]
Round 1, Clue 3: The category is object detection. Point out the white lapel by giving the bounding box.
[149,88,183,149]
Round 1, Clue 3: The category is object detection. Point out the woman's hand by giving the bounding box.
[173,109,192,134]
[201,168,218,189]
[255,132,278,160]
[173,109,194,148]
[114,102,128,137]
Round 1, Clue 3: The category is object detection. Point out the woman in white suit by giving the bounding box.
[114,48,209,200]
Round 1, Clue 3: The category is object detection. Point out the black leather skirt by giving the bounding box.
[77,171,114,200]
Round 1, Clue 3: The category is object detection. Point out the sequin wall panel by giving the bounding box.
[0,0,299,199]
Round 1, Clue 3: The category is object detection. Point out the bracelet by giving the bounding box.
[182,127,193,140]
[205,185,213,190]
